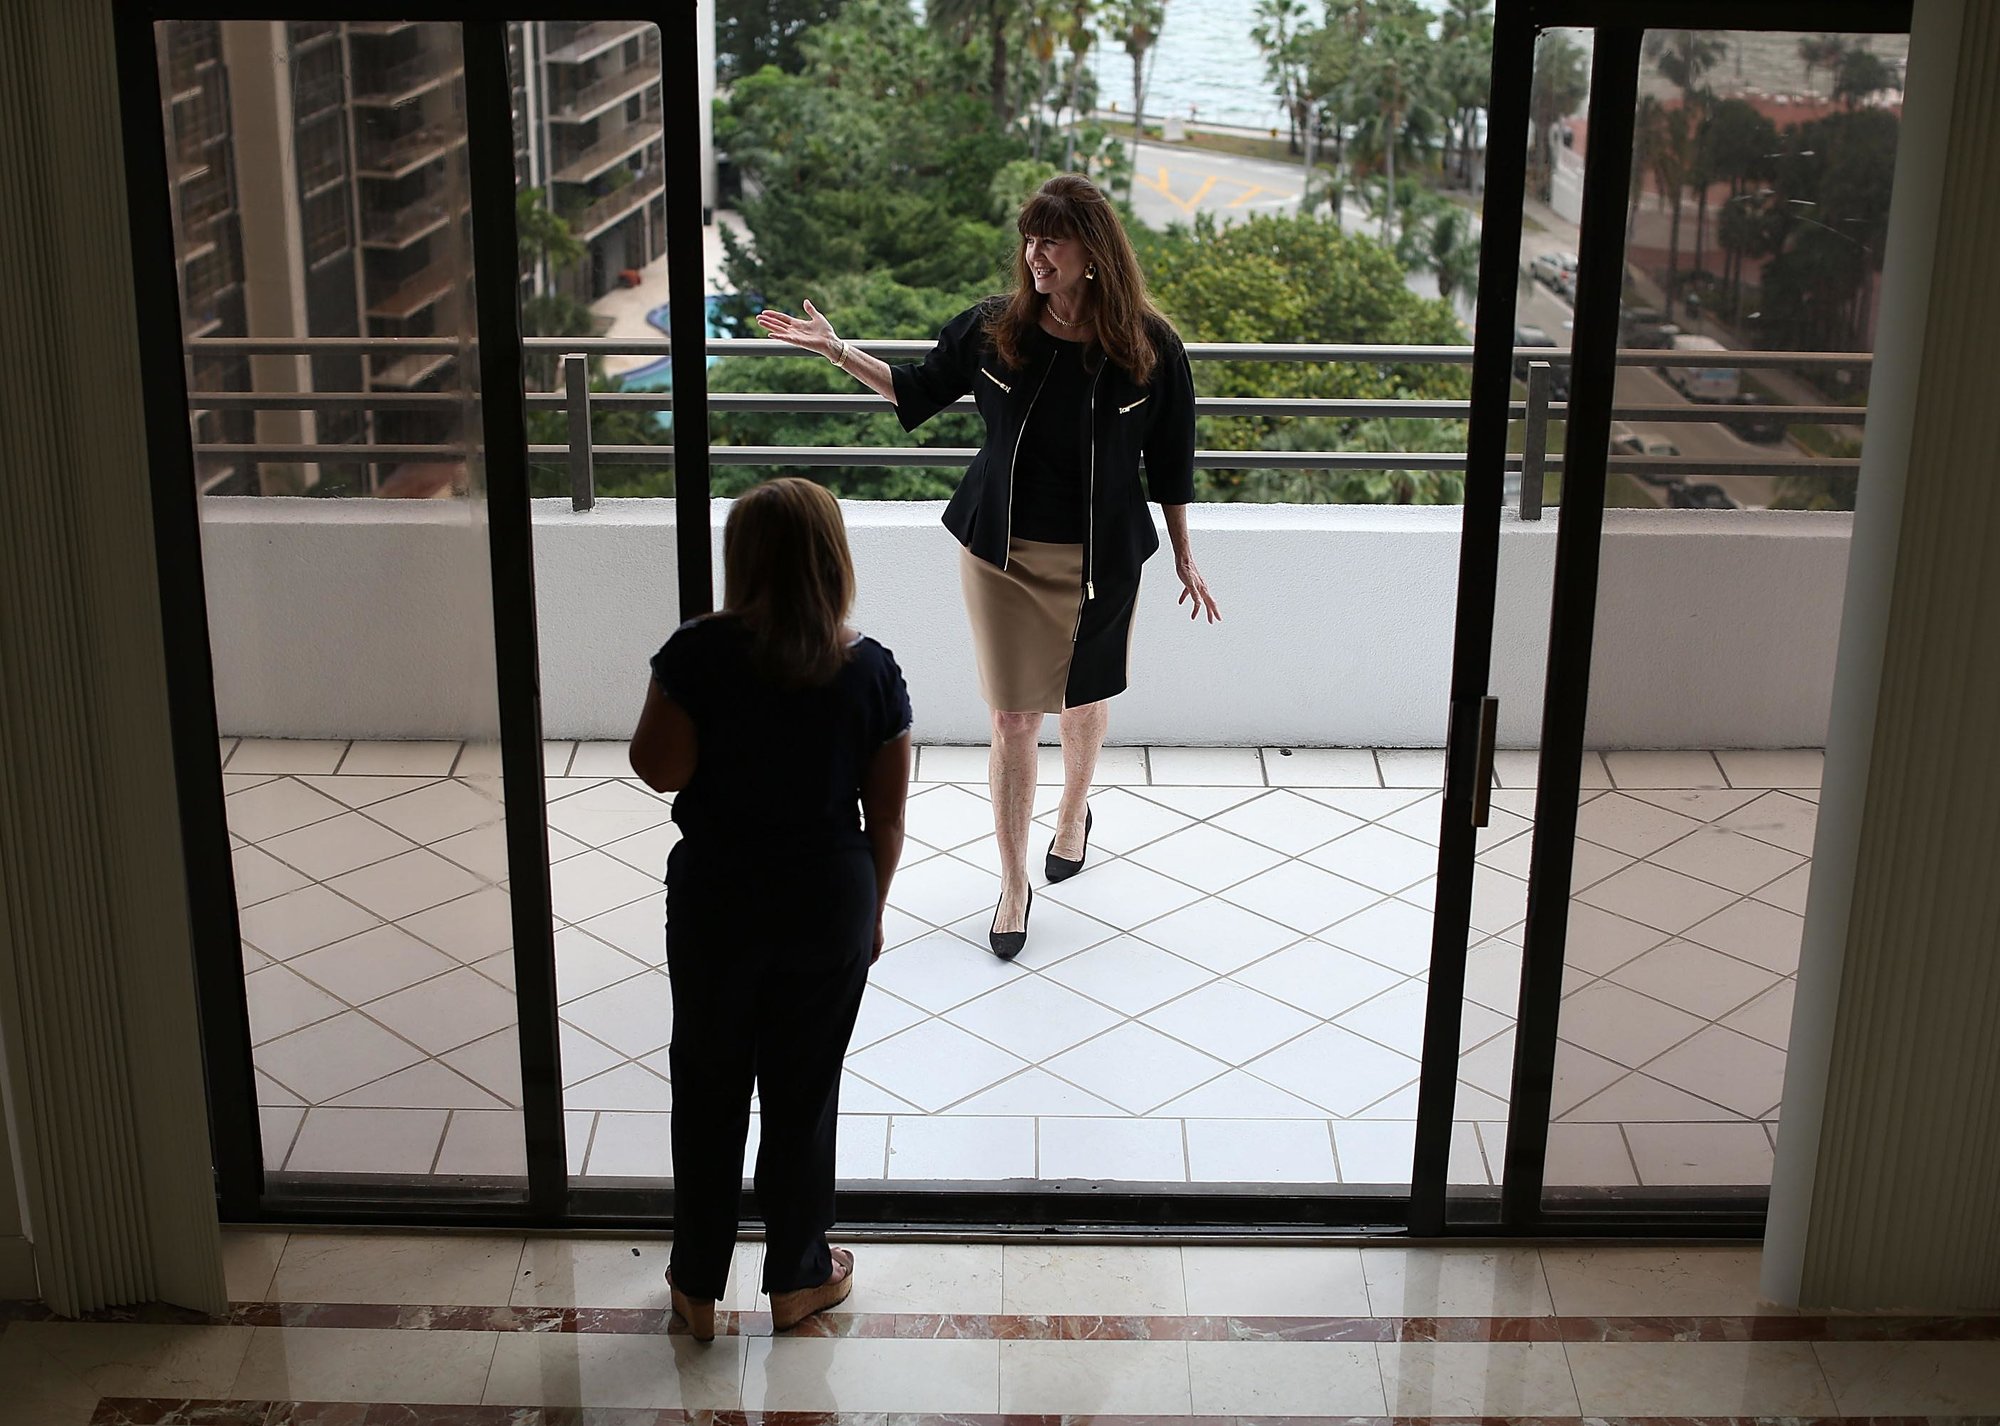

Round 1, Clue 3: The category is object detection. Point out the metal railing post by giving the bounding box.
[564,353,595,512]
[1521,360,1550,521]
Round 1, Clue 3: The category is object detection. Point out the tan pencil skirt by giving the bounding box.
[959,537,1139,714]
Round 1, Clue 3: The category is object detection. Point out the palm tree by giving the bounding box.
[1250,0,1309,153]
[1797,34,1848,98]
[1528,32,1588,203]
[1398,198,1480,305]
[1113,0,1167,202]
[1344,10,1435,248]
[928,0,1015,124]
[1059,0,1100,170]
[1641,101,1693,321]
[1834,47,1896,110]
[1437,0,1492,189]
[1021,0,1063,159]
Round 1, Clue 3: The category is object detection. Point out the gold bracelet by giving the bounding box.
[829,338,847,367]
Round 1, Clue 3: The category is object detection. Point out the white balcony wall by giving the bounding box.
[201,498,1850,749]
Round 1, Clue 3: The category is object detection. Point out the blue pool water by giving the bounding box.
[619,294,728,392]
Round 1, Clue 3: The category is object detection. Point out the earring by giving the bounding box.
[1086,263,1097,281]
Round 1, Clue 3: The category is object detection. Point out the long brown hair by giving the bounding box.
[987,174,1170,385]
[721,477,856,689]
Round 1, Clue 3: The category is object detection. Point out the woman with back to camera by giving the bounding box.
[628,478,913,1339]
[759,174,1220,960]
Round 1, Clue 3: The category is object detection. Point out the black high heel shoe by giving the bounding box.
[989,886,1032,961]
[1045,805,1093,883]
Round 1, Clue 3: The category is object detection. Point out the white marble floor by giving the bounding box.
[11,1234,2000,1425]
[222,739,1818,1190]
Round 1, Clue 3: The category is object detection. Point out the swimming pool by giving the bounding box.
[618,294,729,392]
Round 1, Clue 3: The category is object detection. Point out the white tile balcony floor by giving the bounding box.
[224,738,1819,1190]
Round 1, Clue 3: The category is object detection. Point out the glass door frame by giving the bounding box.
[1483,0,1912,1237]
[117,0,1902,1238]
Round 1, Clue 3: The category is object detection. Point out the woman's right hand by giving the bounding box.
[757,298,839,360]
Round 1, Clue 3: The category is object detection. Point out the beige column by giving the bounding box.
[0,0,225,1314]
[1764,0,2000,1311]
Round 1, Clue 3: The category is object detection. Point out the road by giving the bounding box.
[1125,140,1374,231]
[1123,141,1804,510]
[1513,269,1798,511]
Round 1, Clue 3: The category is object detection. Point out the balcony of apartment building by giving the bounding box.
[541,19,655,67]
[550,110,661,188]
[348,46,467,108]
[353,119,468,181]
[564,162,663,242]
[363,263,459,323]
[544,52,661,127]
[360,194,465,251]
[183,330,1856,1192]
[288,19,339,51]
[165,22,219,103]
[292,62,348,122]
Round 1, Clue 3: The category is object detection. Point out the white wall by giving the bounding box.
[201,498,1851,749]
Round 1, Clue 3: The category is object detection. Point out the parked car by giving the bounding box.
[1513,325,1571,399]
[1723,393,1788,444]
[1667,480,1739,509]
[1665,334,1743,402]
[1620,305,1682,349]
[1610,423,1682,482]
[1530,250,1578,289]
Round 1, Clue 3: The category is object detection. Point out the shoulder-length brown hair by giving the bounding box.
[986,174,1172,386]
[721,477,856,689]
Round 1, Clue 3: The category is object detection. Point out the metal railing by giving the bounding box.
[543,19,653,66]
[552,121,660,186]
[567,167,663,238]
[351,50,464,104]
[355,122,467,178]
[546,57,661,125]
[179,335,1873,512]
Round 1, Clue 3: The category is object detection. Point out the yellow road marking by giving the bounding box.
[1140,167,1289,212]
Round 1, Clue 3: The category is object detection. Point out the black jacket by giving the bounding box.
[890,299,1198,596]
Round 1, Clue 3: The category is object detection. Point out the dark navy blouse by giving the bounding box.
[649,613,913,855]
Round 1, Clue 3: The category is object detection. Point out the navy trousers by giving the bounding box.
[663,842,874,1299]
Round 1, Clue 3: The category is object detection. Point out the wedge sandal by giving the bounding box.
[770,1246,855,1330]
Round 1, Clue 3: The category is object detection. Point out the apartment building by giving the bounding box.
[163,18,676,496]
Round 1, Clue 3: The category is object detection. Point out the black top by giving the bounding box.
[1010,332,1093,544]
[650,613,912,856]
[890,299,1198,591]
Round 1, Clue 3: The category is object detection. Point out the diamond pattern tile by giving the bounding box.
[232,744,1814,1188]
[1042,1022,1230,1113]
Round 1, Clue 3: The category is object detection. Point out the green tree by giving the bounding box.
[1136,212,1470,503]
[717,0,852,81]
[1701,97,1778,317]
[716,0,1028,309]
[1436,0,1492,189]
[1652,32,1728,309]
[1639,100,1692,321]
[1528,32,1588,203]
[1397,194,1479,304]
[1342,4,1440,249]
[928,0,1017,124]
[1111,0,1166,204]
[1833,46,1896,110]
[1797,34,1848,98]
[1250,0,1311,153]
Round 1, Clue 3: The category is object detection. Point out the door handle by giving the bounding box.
[1471,696,1499,827]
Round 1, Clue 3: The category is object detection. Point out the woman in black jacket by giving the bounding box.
[759,174,1219,959]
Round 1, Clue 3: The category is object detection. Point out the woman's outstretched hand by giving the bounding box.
[757,298,839,359]
[1176,556,1221,623]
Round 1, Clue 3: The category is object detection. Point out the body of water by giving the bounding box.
[1095,8,1905,135]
